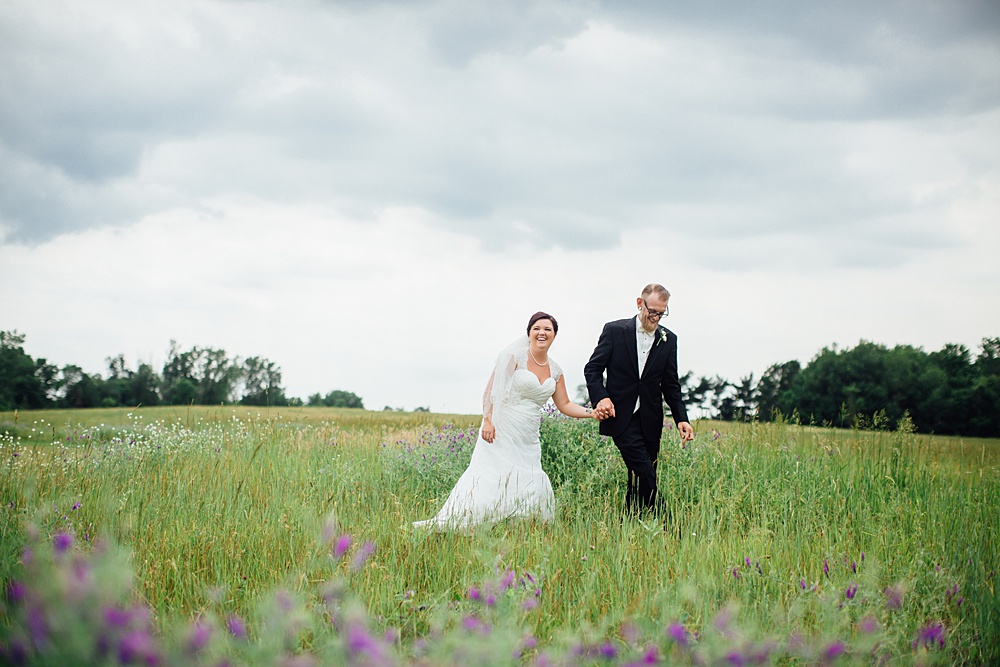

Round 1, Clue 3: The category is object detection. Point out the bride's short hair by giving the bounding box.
[527,311,558,335]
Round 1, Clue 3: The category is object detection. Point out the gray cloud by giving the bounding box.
[1,0,996,269]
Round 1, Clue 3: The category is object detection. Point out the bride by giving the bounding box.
[414,312,598,530]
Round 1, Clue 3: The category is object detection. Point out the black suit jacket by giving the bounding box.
[584,317,689,440]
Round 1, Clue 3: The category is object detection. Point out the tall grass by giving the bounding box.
[1,406,997,664]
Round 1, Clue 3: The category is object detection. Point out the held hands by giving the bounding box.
[592,398,615,421]
[481,418,496,443]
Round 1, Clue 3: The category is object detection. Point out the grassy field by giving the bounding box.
[1,405,998,665]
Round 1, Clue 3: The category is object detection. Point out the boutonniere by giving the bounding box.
[657,329,668,345]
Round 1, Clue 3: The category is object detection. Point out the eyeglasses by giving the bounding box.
[642,298,668,320]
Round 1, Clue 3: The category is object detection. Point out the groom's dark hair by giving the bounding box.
[527,311,558,335]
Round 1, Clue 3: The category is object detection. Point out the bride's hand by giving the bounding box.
[482,419,496,443]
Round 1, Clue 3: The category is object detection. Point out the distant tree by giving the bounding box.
[128,363,162,407]
[734,373,756,420]
[323,390,364,409]
[968,337,1000,437]
[59,365,101,408]
[161,342,240,405]
[307,390,365,408]
[707,376,734,420]
[413,406,430,412]
[166,378,198,405]
[196,347,240,405]
[162,340,198,388]
[240,356,287,406]
[97,355,161,407]
[0,331,56,410]
[682,374,714,418]
[756,360,801,420]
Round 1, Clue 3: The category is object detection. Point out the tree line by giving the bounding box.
[677,337,1000,438]
[0,331,364,411]
[4,330,998,436]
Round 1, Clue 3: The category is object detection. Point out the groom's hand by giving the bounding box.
[678,421,694,443]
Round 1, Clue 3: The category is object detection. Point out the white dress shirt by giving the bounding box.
[635,315,655,412]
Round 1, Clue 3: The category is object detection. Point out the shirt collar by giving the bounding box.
[635,315,655,337]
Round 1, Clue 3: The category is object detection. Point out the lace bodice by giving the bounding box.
[503,351,563,409]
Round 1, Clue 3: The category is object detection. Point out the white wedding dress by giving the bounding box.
[414,348,560,530]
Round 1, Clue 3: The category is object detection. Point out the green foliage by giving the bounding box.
[166,378,198,405]
[1,408,997,664]
[307,390,365,409]
[240,356,286,406]
[0,331,360,411]
[0,331,56,411]
[758,337,1000,437]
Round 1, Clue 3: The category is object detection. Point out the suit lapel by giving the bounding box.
[624,317,640,378]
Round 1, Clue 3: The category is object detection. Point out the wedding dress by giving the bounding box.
[414,342,560,530]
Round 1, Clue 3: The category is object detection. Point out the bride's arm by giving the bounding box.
[481,371,497,442]
[552,377,597,420]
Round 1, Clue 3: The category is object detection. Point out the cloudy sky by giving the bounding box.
[2,0,998,415]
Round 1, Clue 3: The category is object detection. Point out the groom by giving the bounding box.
[585,283,694,514]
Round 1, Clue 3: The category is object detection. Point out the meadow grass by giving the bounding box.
[1,406,998,664]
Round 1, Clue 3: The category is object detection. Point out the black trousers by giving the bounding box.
[613,412,660,512]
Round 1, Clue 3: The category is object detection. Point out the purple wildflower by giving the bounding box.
[885,585,904,610]
[521,598,538,611]
[71,501,82,511]
[823,559,829,578]
[468,587,482,602]
[333,534,352,559]
[27,606,47,645]
[350,541,375,572]
[859,615,879,634]
[744,556,751,568]
[822,641,846,662]
[117,629,158,665]
[501,570,516,591]
[598,642,617,659]
[725,651,745,666]
[642,645,659,664]
[226,615,247,640]
[913,623,946,650]
[53,532,72,555]
[6,580,26,604]
[104,607,132,628]
[186,621,212,654]
[845,583,857,600]
[732,567,740,580]
[851,561,857,573]
[799,579,807,590]
[346,624,378,655]
[666,623,689,648]
[485,594,497,607]
[517,635,538,657]
[714,607,733,635]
